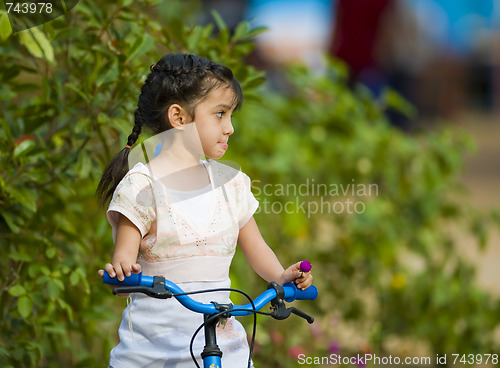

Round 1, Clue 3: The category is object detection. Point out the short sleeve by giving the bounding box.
[106,171,157,243]
[237,172,259,229]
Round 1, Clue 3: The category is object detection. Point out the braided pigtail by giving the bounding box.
[96,107,146,207]
[127,110,144,147]
[96,53,243,207]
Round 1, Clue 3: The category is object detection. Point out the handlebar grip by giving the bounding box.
[283,282,318,302]
[103,271,143,286]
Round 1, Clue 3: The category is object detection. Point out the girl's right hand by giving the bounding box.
[98,262,142,281]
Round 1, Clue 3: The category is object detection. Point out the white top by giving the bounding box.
[106,160,259,283]
[165,184,212,228]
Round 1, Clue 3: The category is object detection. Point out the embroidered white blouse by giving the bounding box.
[106,160,259,283]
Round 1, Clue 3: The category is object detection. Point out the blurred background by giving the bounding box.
[206,0,499,120]
[203,0,500,288]
[1,0,499,367]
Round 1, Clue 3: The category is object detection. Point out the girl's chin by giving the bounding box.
[205,151,225,160]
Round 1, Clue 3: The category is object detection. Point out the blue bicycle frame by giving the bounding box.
[103,272,318,368]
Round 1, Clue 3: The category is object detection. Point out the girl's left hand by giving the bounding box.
[280,261,313,290]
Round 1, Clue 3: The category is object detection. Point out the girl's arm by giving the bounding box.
[238,217,313,290]
[98,214,142,281]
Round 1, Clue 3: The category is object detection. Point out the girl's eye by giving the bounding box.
[216,111,224,118]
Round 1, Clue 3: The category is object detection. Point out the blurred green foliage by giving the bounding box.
[1,0,498,367]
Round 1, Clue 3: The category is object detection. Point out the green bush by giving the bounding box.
[0,1,265,366]
[1,1,498,367]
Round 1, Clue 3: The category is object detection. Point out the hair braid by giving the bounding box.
[127,109,144,147]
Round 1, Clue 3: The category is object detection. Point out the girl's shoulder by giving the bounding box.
[126,161,150,175]
[209,160,249,182]
[209,160,253,193]
[119,162,155,190]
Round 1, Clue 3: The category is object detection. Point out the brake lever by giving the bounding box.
[267,282,315,323]
[270,302,315,324]
[268,282,289,320]
[288,307,314,324]
[111,276,173,299]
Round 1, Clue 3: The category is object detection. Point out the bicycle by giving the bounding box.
[103,270,318,368]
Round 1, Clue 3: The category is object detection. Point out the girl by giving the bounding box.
[97,53,313,367]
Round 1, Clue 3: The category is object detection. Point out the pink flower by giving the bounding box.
[310,323,323,339]
[288,345,306,359]
[355,356,366,367]
[300,260,312,273]
[270,330,284,345]
[329,341,341,354]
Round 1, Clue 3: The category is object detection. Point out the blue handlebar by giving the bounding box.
[103,271,144,286]
[103,272,317,316]
[283,282,318,302]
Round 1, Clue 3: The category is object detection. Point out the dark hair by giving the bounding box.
[96,54,243,207]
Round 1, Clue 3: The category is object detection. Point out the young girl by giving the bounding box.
[97,53,313,367]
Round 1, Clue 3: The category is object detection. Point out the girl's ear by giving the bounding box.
[167,104,191,129]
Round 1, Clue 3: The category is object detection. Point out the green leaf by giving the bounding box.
[381,88,417,118]
[0,346,11,358]
[18,296,32,318]
[0,118,13,141]
[210,9,227,32]
[66,83,90,105]
[70,270,79,286]
[18,27,55,64]
[125,33,154,63]
[187,26,204,51]
[8,186,37,213]
[0,10,12,41]
[8,284,26,297]
[232,21,249,42]
[13,139,36,158]
[45,247,57,259]
[56,298,74,321]
[242,26,268,40]
[242,75,266,90]
[75,268,90,294]
[47,281,61,300]
[0,84,16,100]
[91,44,116,59]
[96,60,119,87]
[1,211,22,233]
[43,324,67,335]
[9,252,33,262]
[28,264,41,277]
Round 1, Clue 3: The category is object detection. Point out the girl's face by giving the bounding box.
[193,85,236,160]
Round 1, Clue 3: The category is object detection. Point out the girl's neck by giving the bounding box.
[150,149,210,191]
[159,149,204,170]
[147,124,212,190]
[166,123,207,167]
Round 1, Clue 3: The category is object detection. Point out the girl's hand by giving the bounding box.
[279,261,313,290]
[97,262,142,281]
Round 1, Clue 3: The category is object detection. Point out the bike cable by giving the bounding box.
[171,287,272,368]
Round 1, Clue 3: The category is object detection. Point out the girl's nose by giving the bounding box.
[224,119,234,136]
